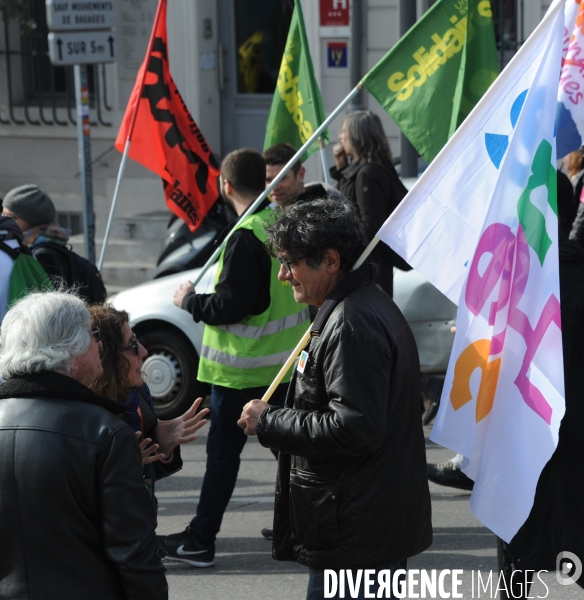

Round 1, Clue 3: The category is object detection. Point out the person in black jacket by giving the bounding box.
[89,304,209,509]
[491,231,584,599]
[330,111,410,296]
[238,198,432,599]
[0,291,167,600]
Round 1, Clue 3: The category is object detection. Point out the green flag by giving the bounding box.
[264,0,328,159]
[362,0,499,163]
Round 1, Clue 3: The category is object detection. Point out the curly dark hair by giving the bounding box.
[265,197,367,273]
[88,304,132,402]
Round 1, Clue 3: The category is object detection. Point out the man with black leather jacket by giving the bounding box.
[0,291,167,600]
[238,198,432,599]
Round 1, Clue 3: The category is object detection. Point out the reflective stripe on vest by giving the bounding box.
[197,207,310,389]
[212,307,310,340]
[200,345,294,370]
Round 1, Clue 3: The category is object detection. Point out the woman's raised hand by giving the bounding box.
[333,142,348,170]
[155,397,210,458]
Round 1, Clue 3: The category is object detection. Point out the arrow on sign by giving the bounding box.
[108,36,114,58]
[56,38,63,61]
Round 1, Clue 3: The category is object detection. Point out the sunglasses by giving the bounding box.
[91,327,100,342]
[123,333,140,355]
[277,255,305,274]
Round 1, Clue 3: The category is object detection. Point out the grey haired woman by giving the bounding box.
[330,110,410,296]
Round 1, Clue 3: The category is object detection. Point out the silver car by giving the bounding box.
[112,262,456,419]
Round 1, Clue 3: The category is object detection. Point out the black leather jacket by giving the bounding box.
[257,265,432,570]
[0,372,168,600]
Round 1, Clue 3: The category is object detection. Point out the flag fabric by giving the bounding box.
[362,0,499,164]
[557,0,584,157]
[376,1,566,542]
[263,0,328,159]
[115,0,220,232]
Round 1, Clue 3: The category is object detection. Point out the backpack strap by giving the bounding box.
[0,239,21,261]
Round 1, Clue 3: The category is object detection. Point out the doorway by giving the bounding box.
[218,0,293,156]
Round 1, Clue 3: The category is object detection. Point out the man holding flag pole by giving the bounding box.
[236,0,584,591]
[161,148,310,567]
[238,197,432,598]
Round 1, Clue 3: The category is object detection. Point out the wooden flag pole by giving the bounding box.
[98,0,167,271]
[260,328,312,402]
[261,235,381,403]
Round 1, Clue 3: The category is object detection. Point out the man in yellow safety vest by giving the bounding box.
[161,148,310,567]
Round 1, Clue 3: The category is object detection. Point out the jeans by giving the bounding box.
[306,561,407,600]
[190,383,287,545]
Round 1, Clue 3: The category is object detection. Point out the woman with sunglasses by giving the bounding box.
[88,305,209,506]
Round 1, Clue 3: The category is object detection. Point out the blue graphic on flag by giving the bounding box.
[485,134,509,169]
[485,89,528,169]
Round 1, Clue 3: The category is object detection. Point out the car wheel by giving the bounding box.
[139,329,209,419]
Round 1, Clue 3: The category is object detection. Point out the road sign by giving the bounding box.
[46,0,115,31]
[48,31,116,66]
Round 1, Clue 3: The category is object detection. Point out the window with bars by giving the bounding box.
[0,0,112,126]
[57,212,83,236]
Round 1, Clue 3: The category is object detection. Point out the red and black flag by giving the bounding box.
[115,0,219,231]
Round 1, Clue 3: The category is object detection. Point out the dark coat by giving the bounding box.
[510,237,584,575]
[257,265,432,570]
[570,201,584,248]
[31,242,71,286]
[557,170,579,238]
[122,383,183,506]
[0,371,168,600]
[330,162,410,296]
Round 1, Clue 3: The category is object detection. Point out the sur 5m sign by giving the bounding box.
[46,0,117,66]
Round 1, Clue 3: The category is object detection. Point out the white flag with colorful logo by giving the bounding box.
[377,1,566,542]
[557,0,584,157]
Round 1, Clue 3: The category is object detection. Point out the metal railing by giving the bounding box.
[0,14,112,127]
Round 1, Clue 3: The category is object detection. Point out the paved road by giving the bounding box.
[156,425,582,600]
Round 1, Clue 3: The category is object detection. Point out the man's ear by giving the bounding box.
[298,166,306,183]
[323,249,341,274]
[223,180,234,198]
